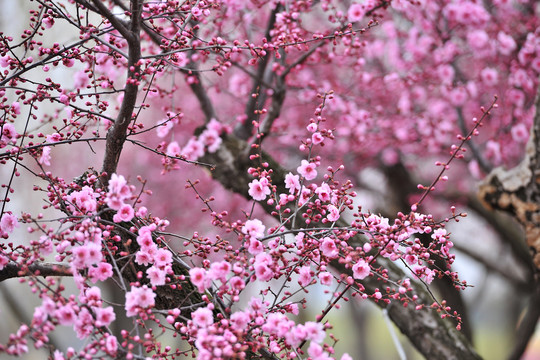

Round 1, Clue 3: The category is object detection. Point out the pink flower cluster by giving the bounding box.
[135,224,173,286]
[106,173,135,223]
[166,118,225,161]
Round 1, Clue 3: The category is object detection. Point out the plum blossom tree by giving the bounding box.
[0,0,539,359]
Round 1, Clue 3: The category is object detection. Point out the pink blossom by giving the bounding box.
[315,183,331,202]
[242,219,265,240]
[312,132,324,145]
[348,3,365,22]
[437,64,454,85]
[135,249,154,266]
[284,172,301,194]
[511,123,529,143]
[82,286,102,307]
[480,67,498,86]
[208,260,231,281]
[298,266,312,287]
[113,204,134,223]
[467,30,489,50]
[147,265,167,286]
[67,186,98,214]
[71,243,102,269]
[166,141,181,157]
[125,285,156,317]
[254,253,274,282]
[105,335,118,355]
[0,254,9,270]
[0,213,18,234]
[88,262,113,282]
[303,321,325,343]
[352,259,370,280]
[498,32,517,55]
[229,276,245,291]
[156,120,173,138]
[326,205,340,222]
[320,237,339,258]
[154,248,173,267]
[199,128,222,153]
[74,307,93,339]
[56,304,76,325]
[1,123,17,144]
[137,226,155,248]
[95,306,116,327]
[189,267,209,292]
[297,160,317,181]
[308,342,331,360]
[449,87,467,106]
[318,271,333,286]
[248,239,264,254]
[298,186,312,207]
[248,178,271,201]
[191,307,214,327]
[306,123,317,132]
[170,52,189,67]
[485,140,502,164]
[39,146,51,166]
[0,55,10,67]
[230,311,250,330]
[182,137,205,160]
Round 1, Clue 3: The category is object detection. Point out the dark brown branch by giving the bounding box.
[90,0,132,41]
[234,4,282,140]
[0,262,72,282]
[100,0,143,186]
[507,278,540,360]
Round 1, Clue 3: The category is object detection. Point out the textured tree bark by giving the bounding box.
[478,81,540,360]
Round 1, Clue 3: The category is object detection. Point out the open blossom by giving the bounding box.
[147,265,167,286]
[88,262,113,282]
[348,3,365,22]
[326,205,340,222]
[189,267,210,292]
[320,237,339,258]
[208,260,231,282]
[39,146,51,166]
[318,271,333,286]
[125,285,155,317]
[166,141,181,156]
[298,265,312,287]
[248,177,271,201]
[95,306,116,327]
[297,160,317,180]
[284,172,301,194]
[199,128,222,153]
[352,259,370,280]
[0,213,19,235]
[113,204,134,223]
[312,132,324,145]
[315,183,331,202]
[1,123,17,145]
[68,186,98,214]
[191,307,214,327]
[182,137,205,160]
[242,219,265,240]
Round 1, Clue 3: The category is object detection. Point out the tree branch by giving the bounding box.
[100,0,143,186]
[0,262,72,282]
[234,3,282,140]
